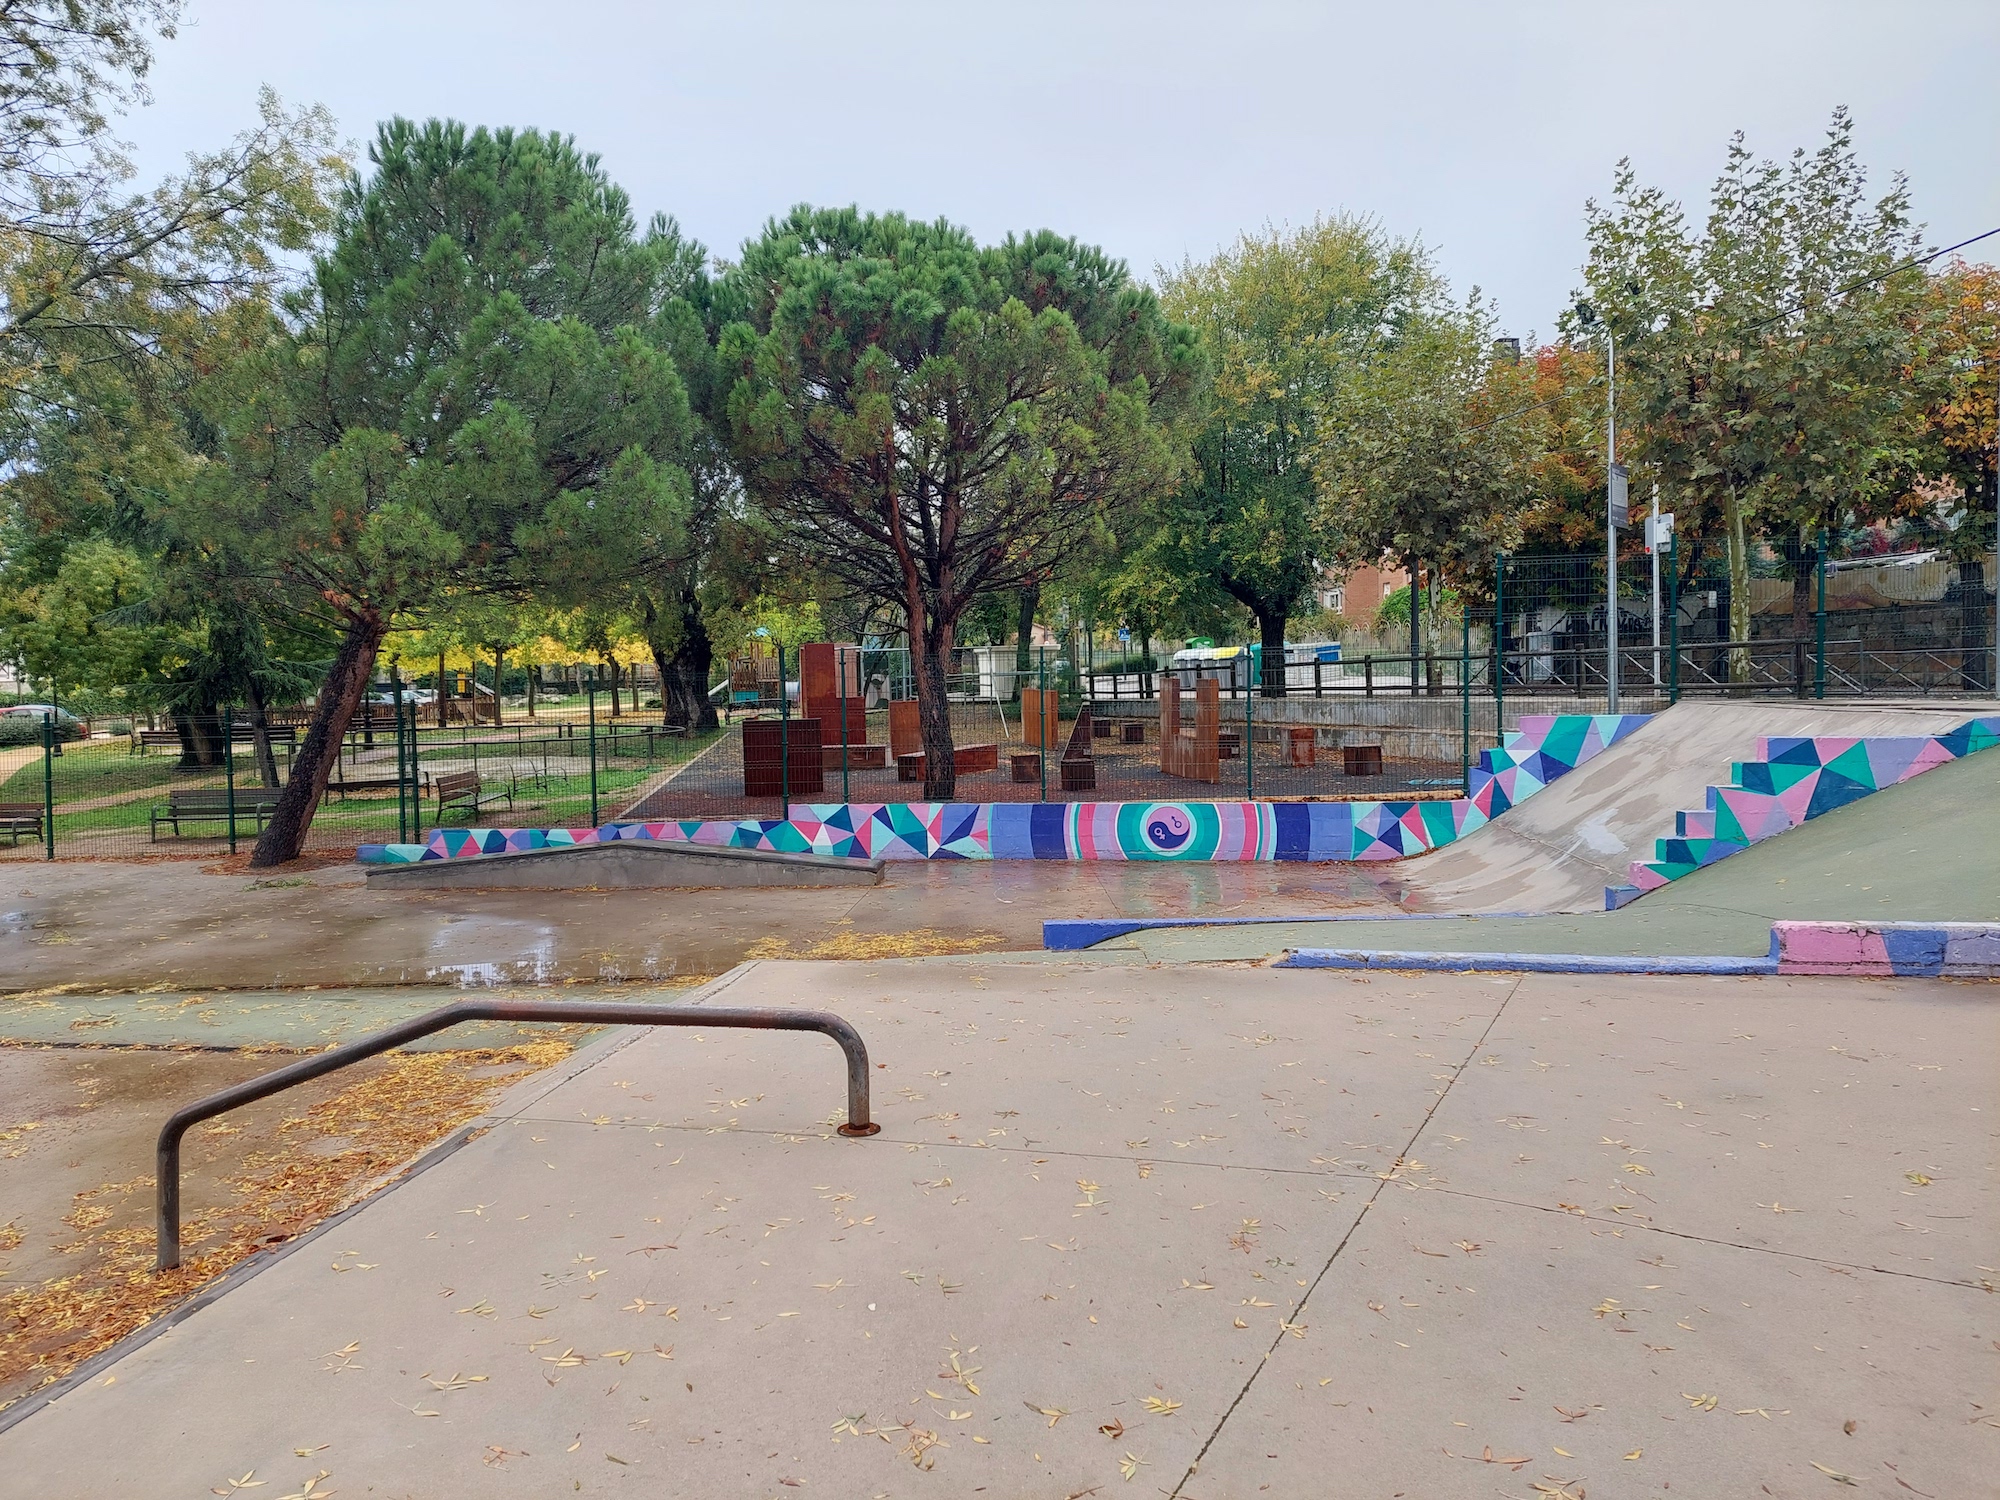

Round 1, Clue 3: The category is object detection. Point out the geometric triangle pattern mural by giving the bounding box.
[352,712,1653,867]
[1605,715,2000,909]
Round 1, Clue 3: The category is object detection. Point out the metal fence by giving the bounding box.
[7,548,1989,859]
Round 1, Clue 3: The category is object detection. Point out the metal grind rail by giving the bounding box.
[155,1002,881,1270]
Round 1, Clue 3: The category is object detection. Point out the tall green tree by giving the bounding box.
[1155,215,1436,694]
[1318,302,1544,659]
[1579,109,1926,673]
[193,119,699,864]
[720,207,1201,796]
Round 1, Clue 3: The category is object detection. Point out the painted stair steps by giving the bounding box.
[1604,715,2000,909]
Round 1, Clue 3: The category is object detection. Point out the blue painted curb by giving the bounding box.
[1274,949,1780,975]
[1042,911,1543,953]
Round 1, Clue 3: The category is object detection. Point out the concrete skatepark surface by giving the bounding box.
[1392,698,2000,916]
[0,858,1390,993]
[1,959,1990,1498]
[1091,725,2000,965]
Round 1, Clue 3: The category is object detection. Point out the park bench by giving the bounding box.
[433,769,514,823]
[132,725,298,756]
[149,788,283,841]
[1,802,44,846]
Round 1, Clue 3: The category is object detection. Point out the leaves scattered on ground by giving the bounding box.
[746,928,1006,961]
[0,1041,568,1408]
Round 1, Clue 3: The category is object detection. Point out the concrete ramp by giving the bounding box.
[1392,698,2000,915]
[365,838,884,891]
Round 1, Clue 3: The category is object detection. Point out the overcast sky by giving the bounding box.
[117,1,2000,340]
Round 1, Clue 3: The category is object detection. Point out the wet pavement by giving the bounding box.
[0,857,1391,993]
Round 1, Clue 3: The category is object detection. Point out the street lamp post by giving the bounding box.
[1605,328,1623,712]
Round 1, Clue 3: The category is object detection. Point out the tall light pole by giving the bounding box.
[1605,327,1624,712]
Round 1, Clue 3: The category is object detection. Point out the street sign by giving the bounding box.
[1117,627,1130,643]
[1645,510,1675,553]
[1608,462,1629,528]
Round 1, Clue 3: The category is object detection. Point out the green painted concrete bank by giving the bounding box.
[1089,745,2000,963]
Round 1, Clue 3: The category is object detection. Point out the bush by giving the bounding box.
[0,715,43,746]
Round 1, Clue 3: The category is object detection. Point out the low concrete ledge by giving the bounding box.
[1772,921,2000,978]
[1275,948,1779,975]
[365,839,885,891]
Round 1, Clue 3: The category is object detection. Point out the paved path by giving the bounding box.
[2,959,1989,1497]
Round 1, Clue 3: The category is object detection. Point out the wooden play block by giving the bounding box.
[888,700,921,760]
[1286,726,1317,767]
[897,743,999,781]
[1011,751,1042,783]
[742,716,824,796]
[1343,743,1384,777]
[822,742,888,771]
[1120,721,1145,744]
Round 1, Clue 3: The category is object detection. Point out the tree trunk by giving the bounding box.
[1725,485,1751,685]
[915,620,956,800]
[527,658,537,718]
[1789,528,1815,645]
[172,708,223,769]
[436,652,448,728]
[1409,559,1422,697]
[1961,557,1991,694]
[493,648,505,727]
[1257,607,1287,698]
[245,677,280,789]
[1013,584,1038,699]
[251,611,386,867]
[660,587,719,731]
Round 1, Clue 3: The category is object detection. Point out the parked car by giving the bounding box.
[0,704,87,742]
[365,688,436,707]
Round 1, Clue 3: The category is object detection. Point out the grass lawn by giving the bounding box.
[0,741,210,804]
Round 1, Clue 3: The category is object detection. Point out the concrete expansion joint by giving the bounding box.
[1168,977,1524,1498]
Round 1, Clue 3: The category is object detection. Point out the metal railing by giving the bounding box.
[155,1001,881,1269]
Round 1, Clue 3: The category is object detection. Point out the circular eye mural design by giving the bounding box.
[1115,802,1223,860]
[1145,806,1193,850]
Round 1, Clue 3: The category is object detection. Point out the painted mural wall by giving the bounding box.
[358,713,1649,867]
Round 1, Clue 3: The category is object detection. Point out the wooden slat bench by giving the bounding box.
[434,770,513,823]
[149,789,283,841]
[132,729,181,752]
[1,802,44,846]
